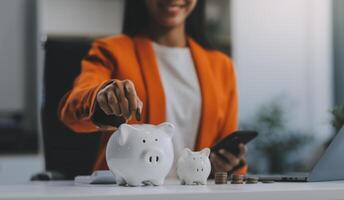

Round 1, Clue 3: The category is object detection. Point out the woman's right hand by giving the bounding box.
[96,79,143,121]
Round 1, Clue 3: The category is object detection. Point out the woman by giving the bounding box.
[59,0,247,176]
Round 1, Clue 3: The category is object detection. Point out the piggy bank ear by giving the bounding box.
[200,148,210,157]
[117,124,136,145]
[182,148,193,157]
[158,122,175,138]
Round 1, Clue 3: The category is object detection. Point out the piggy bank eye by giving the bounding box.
[155,138,158,142]
[142,139,146,143]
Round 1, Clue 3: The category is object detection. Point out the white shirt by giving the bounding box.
[152,42,202,177]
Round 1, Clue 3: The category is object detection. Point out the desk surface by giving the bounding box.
[1,180,344,200]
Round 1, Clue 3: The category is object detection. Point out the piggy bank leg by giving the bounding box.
[180,180,186,185]
[150,179,164,186]
[142,180,151,186]
[184,179,195,185]
[199,179,207,185]
[115,176,127,186]
[126,178,142,187]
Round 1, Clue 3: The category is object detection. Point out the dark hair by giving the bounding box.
[122,0,212,49]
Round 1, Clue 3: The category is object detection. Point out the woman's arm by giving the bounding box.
[58,40,122,133]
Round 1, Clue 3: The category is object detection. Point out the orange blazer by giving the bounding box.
[59,34,247,174]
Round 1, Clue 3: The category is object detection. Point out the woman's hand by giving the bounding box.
[96,79,143,121]
[210,143,246,173]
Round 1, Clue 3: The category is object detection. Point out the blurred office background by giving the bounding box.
[0,0,343,182]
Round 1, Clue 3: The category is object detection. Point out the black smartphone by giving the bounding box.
[211,130,258,155]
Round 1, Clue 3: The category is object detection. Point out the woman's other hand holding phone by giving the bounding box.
[210,143,246,173]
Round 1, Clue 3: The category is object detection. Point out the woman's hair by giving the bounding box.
[122,0,212,49]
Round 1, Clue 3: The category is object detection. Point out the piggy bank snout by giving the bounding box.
[195,167,205,173]
[192,163,207,173]
[142,148,164,164]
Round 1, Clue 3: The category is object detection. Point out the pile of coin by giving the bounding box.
[215,172,228,184]
[231,174,244,184]
[245,176,259,184]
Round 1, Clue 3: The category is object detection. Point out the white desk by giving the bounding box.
[1,180,344,200]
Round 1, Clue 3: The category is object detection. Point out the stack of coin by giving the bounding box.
[231,174,244,184]
[215,172,228,184]
[245,176,259,184]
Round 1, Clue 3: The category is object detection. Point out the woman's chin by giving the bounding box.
[158,18,184,29]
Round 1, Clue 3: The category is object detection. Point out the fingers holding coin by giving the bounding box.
[96,79,143,121]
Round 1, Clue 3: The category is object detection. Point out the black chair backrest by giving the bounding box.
[42,36,102,179]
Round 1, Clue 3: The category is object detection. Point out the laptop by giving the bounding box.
[257,126,344,182]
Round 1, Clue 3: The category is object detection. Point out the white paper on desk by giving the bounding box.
[74,170,116,184]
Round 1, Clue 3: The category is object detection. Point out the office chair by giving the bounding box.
[32,36,102,180]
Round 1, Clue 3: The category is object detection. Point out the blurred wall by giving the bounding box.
[231,0,333,140]
[39,0,123,35]
[0,0,38,131]
[333,0,344,106]
[0,0,42,183]
[0,0,27,112]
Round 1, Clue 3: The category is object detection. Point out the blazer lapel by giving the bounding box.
[188,37,219,149]
[133,36,218,149]
[133,36,166,124]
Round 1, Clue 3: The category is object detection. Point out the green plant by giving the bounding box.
[241,100,313,174]
[330,105,344,133]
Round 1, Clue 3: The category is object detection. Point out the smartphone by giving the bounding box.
[211,130,258,155]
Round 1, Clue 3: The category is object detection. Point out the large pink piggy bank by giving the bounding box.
[106,122,175,186]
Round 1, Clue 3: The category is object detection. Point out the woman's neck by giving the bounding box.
[148,23,187,48]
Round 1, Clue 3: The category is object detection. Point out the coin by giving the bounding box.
[231,174,244,184]
[215,172,228,184]
[246,176,259,184]
[231,180,244,184]
[231,174,244,181]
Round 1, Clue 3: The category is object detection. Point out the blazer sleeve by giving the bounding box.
[219,58,238,138]
[58,40,120,133]
[219,57,248,175]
